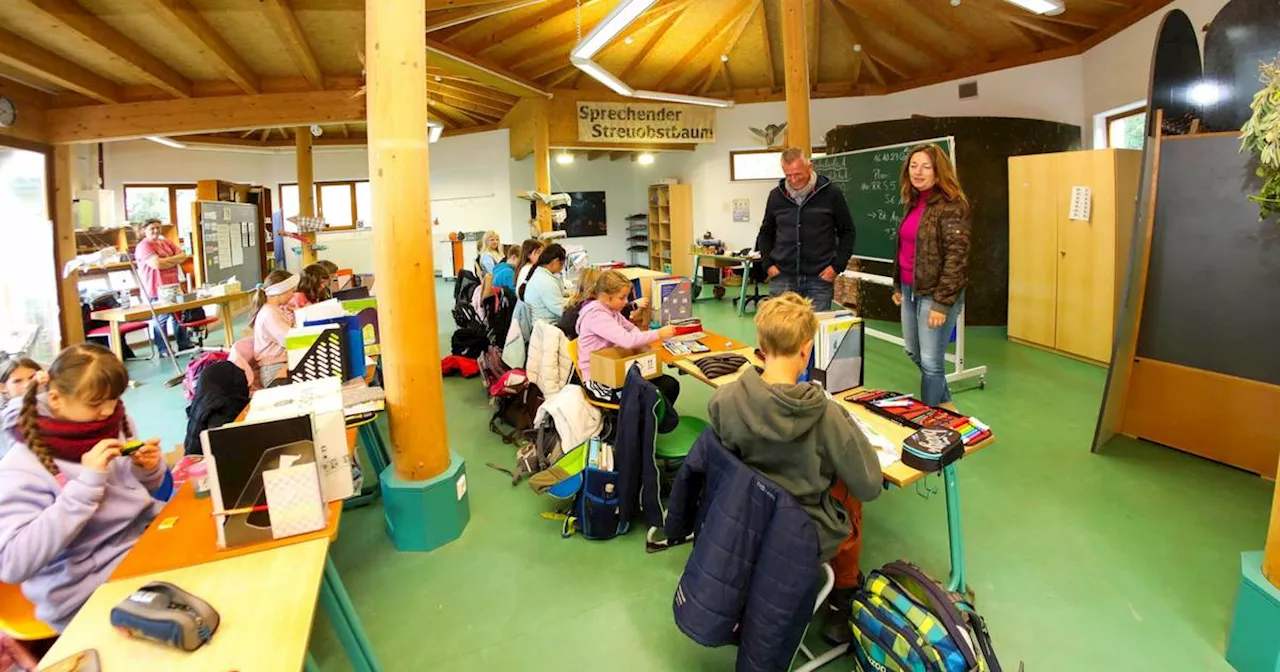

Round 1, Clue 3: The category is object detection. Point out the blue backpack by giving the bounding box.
[848,560,1003,672]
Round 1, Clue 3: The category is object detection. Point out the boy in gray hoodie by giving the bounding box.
[708,292,882,644]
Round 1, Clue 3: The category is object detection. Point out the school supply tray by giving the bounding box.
[844,389,993,446]
[663,339,711,356]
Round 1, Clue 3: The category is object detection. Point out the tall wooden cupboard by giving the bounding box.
[648,183,693,277]
[1007,149,1142,364]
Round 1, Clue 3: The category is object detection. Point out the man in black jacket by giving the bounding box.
[756,147,855,310]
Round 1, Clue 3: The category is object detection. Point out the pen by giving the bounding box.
[211,504,269,517]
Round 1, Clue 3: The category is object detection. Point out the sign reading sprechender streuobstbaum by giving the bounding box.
[577,101,716,144]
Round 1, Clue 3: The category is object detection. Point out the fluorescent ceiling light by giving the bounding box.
[634,89,735,108]
[570,0,657,60]
[1003,0,1064,15]
[572,57,634,97]
[145,136,186,149]
[428,121,444,143]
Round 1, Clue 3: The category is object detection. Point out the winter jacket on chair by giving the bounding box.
[527,321,573,396]
[666,429,824,672]
[184,361,250,455]
[533,384,602,455]
[615,366,681,530]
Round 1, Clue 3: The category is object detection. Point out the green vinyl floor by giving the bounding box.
[118,283,1273,671]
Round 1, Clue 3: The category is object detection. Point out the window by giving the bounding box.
[0,143,59,361]
[729,148,827,181]
[279,180,369,231]
[1106,107,1147,150]
[123,183,197,226]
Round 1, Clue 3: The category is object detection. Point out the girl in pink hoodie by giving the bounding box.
[575,270,680,405]
[0,344,168,631]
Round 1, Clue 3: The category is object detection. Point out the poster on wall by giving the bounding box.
[577,101,716,144]
[556,191,608,238]
[732,198,750,223]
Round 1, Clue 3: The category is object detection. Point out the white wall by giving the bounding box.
[509,152,683,265]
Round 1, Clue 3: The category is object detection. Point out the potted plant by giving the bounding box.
[1240,56,1280,220]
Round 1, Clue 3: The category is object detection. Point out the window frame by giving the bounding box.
[1104,106,1147,149]
[122,182,197,226]
[277,180,366,231]
[728,147,827,182]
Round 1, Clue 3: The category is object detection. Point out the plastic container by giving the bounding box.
[188,461,211,499]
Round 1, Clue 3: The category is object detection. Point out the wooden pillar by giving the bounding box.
[1265,460,1280,588]
[295,127,317,267]
[531,97,552,233]
[53,145,85,347]
[367,0,449,481]
[781,0,811,157]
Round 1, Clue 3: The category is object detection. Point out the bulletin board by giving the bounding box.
[191,201,263,287]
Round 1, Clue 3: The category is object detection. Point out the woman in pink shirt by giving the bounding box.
[251,270,298,383]
[889,144,972,406]
[134,219,193,353]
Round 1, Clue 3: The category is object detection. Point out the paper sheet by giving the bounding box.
[262,464,327,539]
[845,406,901,467]
[294,298,347,324]
[230,241,244,267]
[216,224,233,269]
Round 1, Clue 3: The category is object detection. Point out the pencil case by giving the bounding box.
[901,427,965,472]
[109,581,220,651]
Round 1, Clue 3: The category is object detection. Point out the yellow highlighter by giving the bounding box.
[120,439,145,456]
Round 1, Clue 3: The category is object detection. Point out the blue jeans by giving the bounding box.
[152,312,192,353]
[769,273,834,311]
[900,285,963,406]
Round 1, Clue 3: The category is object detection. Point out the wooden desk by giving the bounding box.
[654,329,747,367]
[90,291,251,360]
[670,348,761,386]
[837,397,995,489]
[42,539,329,672]
[690,250,757,317]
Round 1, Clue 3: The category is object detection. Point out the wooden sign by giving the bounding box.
[576,101,716,144]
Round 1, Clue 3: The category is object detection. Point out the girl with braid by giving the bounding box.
[0,343,169,631]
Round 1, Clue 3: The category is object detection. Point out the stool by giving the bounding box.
[87,321,152,359]
[0,582,56,643]
[1226,551,1280,672]
[179,316,221,351]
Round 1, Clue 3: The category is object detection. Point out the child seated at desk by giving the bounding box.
[1,357,41,405]
[251,270,298,383]
[576,270,678,405]
[289,263,333,312]
[489,245,520,293]
[0,344,169,632]
[558,268,648,340]
[707,292,882,645]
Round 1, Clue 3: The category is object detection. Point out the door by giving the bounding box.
[1006,154,1059,347]
[1054,151,1117,363]
[0,144,59,361]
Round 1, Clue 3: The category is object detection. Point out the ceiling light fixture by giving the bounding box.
[853,44,863,52]
[145,136,186,149]
[624,36,634,45]
[434,75,443,82]
[721,54,729,62]
[310,124,323,137]
[428,121,443,143]
[556,151,574,165]
[568,0,731,108]
[1003,0,1064,15]
[637,153,655,165]
[570,0,657,60]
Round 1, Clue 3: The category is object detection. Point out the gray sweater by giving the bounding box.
[708,367,882,559]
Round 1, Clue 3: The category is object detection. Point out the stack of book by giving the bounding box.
[809,311,864,394]
[651,276,693,325]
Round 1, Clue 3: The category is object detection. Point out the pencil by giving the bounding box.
[211,504,269,517]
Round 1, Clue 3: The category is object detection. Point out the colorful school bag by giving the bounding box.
[848,560,1003,672]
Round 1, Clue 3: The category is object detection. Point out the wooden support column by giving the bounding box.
[367,0,450,482]
[295,127,317,266]
[53,145,84,347]
[780,0,811,156]
[531,97,552,233]
[1266,460,1280,588]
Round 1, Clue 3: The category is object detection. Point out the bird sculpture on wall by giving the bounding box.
[749,122,788,148]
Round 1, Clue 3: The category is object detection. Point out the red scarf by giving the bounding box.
[34,404,127,463]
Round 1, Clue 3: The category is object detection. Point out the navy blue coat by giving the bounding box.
[615,366,679,530]
[666,429,824,672]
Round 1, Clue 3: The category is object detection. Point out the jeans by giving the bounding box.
[152,312,192,353]
[769,272,834,311]
[900,285,963,406]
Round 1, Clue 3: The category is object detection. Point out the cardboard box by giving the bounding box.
[589,346,659,388]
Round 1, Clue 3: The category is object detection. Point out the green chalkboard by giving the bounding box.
[812,137,955,261]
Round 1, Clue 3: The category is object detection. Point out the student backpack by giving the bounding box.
[847,560,1003,672]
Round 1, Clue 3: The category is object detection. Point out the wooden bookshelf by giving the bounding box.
[647,183,692,276]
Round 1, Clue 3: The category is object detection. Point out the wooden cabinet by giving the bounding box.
[1007,149,1141,364]
[647,183,693,276]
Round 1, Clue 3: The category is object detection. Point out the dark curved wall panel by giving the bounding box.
[1146,10,1203,135]
[825,117,1080,326]
[1201,0,1280,132]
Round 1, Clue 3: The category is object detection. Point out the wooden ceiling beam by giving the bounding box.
[686,2,759,95]
[833,0,947,67]
[758,2,776,90]
[0,27,121,103]
[610,151,629,161]
[441,122,501,138]
[473,0,601,56]
[260,128,272,142]
[427,83,511,116]
[967,0,1079,44]
[428,91,505,119]
[653,0,753,91]
[545,65,580,88]
[426,38,550,98]
[22,0,193,98]
[431,78,519,106]
[1078,0,1177,50]
[259,0,325,89]
[593,0,686,57]
[905,0,992,62]
[1039,13,1104,30]
[45,89,364,143]
[427,0,548,33]
[826,2,909,81]
[429,98,483,126]
[617,5,688,81]
[240,129,257,138]
[141,0,260,93]
[586,151,606,161]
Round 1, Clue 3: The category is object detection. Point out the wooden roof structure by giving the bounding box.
[0,0,1174,147]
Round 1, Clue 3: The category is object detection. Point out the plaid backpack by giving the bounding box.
[848,560,1003,672]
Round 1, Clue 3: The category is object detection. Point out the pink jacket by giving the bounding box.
[575,300,661,380]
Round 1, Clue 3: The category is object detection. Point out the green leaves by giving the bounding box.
[1241,56,1280,220]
